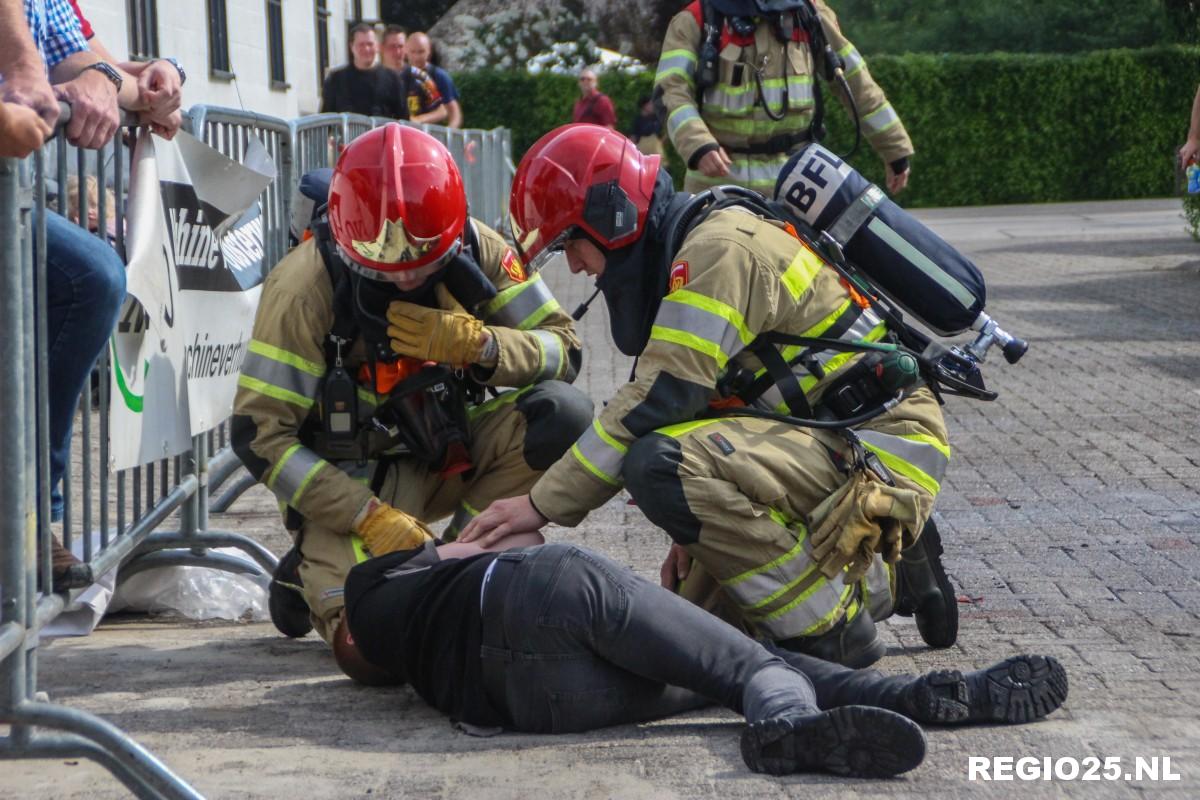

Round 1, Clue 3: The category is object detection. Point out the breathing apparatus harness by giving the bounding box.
[679,0,861,158]
[658,184,1025,464]
[308,215,496,482]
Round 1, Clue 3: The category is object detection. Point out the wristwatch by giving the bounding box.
[80,61,123,92]
[158,57,187,86]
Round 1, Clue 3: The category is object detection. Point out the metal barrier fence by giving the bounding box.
[0,107,513,797]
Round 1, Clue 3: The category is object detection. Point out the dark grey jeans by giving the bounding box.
[480,543,823,733]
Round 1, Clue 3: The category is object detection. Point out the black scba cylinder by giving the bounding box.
[774,144,986,337]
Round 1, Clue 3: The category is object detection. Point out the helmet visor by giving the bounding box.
[521,226,577,275]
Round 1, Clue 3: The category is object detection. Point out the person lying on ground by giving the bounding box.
[340,538,1069,779]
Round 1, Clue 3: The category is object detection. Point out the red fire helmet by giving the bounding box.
[509,123,660,272]
[328,123,467,279]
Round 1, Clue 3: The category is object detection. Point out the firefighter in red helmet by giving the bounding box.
[232,123,592,670]
[463,123,957,670]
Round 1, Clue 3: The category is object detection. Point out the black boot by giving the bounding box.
[777,606,886,669]
[899,655,1069,725]
[741,706,926,778]
[269,547,314,638]
[894,518,958,648]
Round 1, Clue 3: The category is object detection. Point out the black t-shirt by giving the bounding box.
[320,65,408,118]
[344,546,505,727]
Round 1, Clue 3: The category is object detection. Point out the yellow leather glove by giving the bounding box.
[808,471,922,583]
[386,284,485,366]
[353,501,435,557]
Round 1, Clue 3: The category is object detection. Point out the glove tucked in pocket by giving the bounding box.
[807,470,922,584]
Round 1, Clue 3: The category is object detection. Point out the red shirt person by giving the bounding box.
[571,69,615,128]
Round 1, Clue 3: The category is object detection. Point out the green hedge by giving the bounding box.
[455,46,1200,208]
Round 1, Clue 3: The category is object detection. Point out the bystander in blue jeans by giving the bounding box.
[36,209,126,521]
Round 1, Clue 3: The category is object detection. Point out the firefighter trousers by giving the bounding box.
[623,388,949,642]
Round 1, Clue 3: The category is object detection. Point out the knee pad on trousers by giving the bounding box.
[517,381,594,470]
[624,434,702,546]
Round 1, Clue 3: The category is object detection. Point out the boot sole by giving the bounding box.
[912,655,1069,725]
[741,705,926,778]
[966,654,1069,724]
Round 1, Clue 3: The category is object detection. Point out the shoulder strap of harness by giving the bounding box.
[311,217,359,370]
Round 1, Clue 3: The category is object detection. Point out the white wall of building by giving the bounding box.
[84,0,379,119]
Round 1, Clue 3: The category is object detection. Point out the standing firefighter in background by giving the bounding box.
[462,125,955,668]
[232,124,592,667]
[655,0,912,195]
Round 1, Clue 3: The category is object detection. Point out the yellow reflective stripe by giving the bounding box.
[290,459,326,506]
[237,374,314,410]
[781,245,825,300]
[722,528,808,590]
[570,442,622,487]
[350,534,369,563]
[461,499,481,517]
[667,289,754,344]
[517,300,558,331]
[267,443,302,489]
[659,48,697,64]
[649,325,729,367]
[247,340,325,376]
[862,442,940,495]
[800,298,852,338]
[356,387,378,407]
[467,385,532,421]
[591,419,628,455]
[656,418,722,439]
[900,431,951,460]
[762,580,855,631]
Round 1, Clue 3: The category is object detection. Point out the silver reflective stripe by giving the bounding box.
[656,298,748,363]
[862,103,900,135]
[838,44,865,77]
[268,445,326,505]
[572,419,626,485]
[483,274,559,329]
[857,429,950,488]
[667,104,702,138]
[530,328,565,381]
[827,185,885,247]
[240,350,322,400]
[860,556,894,620]
[750,580,850,639]
[866,217,977,309]
[690,155,789,189]
[704,79,814,115]
[655,51,696,83]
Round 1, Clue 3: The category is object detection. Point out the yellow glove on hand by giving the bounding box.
[808,471,922,583]
[386,284,485,366]
[354,501,435,557]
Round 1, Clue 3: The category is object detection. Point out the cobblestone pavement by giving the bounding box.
[3,200,1198,799]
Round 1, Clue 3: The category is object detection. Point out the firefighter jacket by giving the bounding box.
[655,0,913,192]
[529,207,948,525]
[232,220,581,535]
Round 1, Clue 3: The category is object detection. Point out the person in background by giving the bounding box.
[404,32,459,128]
[320,23,407,119]
[379,24,406,71]
[65,174,118,239]
[572,67,615,129]
[0,0,127,590]
[629,94,663,156]
[0,98,52,156]
[1179,84,1200,169]
[67,0,184,138]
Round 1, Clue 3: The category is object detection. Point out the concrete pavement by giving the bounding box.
[2,198,1198,799]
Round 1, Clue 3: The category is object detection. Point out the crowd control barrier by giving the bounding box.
[0,106,513,798]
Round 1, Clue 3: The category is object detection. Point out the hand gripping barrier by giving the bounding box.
[1,104,513,798]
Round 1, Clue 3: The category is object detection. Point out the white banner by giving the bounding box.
[110,130,275,471]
